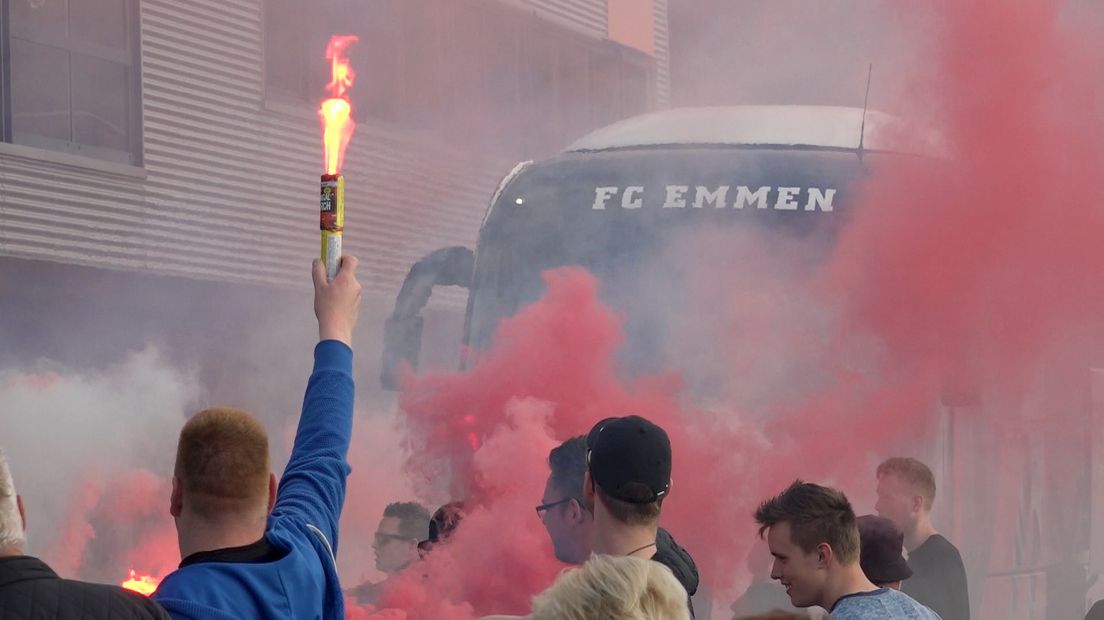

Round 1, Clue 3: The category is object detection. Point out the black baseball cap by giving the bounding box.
[857,515,912,584]
[586,415,671,504]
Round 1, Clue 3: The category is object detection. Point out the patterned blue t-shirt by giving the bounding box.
[831,588,942,619]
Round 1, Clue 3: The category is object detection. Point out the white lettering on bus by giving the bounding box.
[592,186,618,210]
[588,185,839,212]
[694,185,729,208]
[805,187,836,212]
[775,187,800,210]
[734,186,771,209]
[662,185,689,208]
[622,186,644,209]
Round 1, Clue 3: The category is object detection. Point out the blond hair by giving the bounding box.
[176,407,271,520]
[877,457,936,510]
[0,450,24,549]
[531,555,690,620]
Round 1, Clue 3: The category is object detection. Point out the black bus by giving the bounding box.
[381,105,925,388]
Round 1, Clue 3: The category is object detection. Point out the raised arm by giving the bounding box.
[270,256,362,546]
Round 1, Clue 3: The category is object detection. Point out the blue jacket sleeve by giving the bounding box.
[270,339,355,551]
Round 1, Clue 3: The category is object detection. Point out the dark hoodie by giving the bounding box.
[653,527,700,618]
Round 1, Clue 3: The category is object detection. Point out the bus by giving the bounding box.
[381,105,923,388]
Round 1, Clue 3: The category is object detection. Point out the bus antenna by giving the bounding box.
[859,63,873,160]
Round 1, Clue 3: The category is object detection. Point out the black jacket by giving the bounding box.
[654,528,700,618]
[0,555,169,620]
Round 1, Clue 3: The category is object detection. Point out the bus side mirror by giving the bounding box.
[381,315,424,390]
[380,246,475,390]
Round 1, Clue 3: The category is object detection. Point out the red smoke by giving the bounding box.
[381,269,773,616]
[43,469,177,586]
[823,3,1104,615]
[379,1,1104,618]
[833,0,1104,378]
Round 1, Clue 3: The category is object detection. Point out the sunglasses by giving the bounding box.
[374,532,413,546]
[535,497,575,516]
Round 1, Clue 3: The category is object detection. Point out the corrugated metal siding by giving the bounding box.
[142,0,506,294]
[140,0,284,285]
[518,0,608,38]
[0,0,658,299]
[516,0,667,105]
[0,0,507,300]
[0,157,150,269]
[653,0,670,106]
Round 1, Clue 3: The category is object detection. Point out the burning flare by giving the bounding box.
[319,35,359,175]
[121,569,159,596]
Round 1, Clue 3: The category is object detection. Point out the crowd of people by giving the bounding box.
[0,258,1073,618]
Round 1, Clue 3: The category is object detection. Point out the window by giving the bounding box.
[0,0,142,165]
[263,0,656,158]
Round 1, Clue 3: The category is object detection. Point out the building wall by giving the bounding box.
[516,0,607,38]
[0,0,666,297]
[653,0,670,104]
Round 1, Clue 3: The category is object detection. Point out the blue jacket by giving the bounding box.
[153,340,355,619]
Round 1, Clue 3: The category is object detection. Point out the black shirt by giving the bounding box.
[902,534,970,620]
[178,536,285,568]
[653,528,699,619]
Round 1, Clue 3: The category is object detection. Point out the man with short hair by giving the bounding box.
[856,515,912,590]
[0,450,169,619]
[374,501,431,573]
[580,416,700,617]
[754,480,939,619]
[153,257,362,619]
[538,436,593,565]
[876,457,969,620]
[349,501,431,605]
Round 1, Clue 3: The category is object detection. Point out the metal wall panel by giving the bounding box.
[652,0,670,105]
[0,0,661,300]
[517,0,608,38]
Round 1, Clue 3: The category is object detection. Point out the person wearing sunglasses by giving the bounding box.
[349,501,430,606]
[372,501,431,575]
[538,436,593,565]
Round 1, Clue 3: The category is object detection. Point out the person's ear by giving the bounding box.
[16,495,25,532]
[816,542,833,569]
[583,471,596,504]
[170,477,183,518]
[267,473,277,513]
[912,494,924,514]
[567,498,584,523]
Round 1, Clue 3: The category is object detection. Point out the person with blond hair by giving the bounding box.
[480,555,688,620]
[153,257,362,619]
[535,554,690,620]
[875,457,969,619]
[0,450,169,618]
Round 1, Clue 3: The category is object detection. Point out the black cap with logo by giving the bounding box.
[586,415,672,504]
